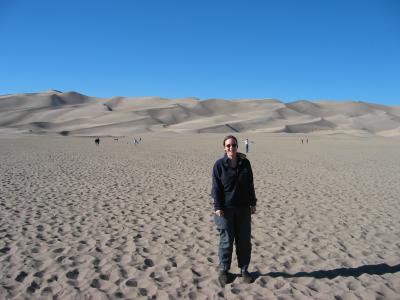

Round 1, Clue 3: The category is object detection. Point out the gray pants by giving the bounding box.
[214,207,252,272]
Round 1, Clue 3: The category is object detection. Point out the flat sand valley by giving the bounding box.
[1,134,400,299]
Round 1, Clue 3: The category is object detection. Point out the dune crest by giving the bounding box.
[0,91,399,137]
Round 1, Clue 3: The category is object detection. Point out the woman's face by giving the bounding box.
[224,138,238,159]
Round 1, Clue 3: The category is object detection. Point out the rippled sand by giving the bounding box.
[1,134,399,299]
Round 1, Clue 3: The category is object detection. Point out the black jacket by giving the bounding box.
[211,153,257,210]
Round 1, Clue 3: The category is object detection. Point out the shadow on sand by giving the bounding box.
[250,263,400,281]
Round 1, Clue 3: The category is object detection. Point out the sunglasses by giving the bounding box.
[225,143,237,148]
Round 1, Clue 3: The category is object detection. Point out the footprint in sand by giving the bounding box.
[0,246,11,254]
[41,287,52,295]
[53,247,64,254]
[15,271,28,283]
[168,257,177,267]
[26,281,40,293]
[114,291,124,298]
[139,288,148,296]
[66,269,79,280]
[144,258,154,267]
[99,273,109,280]
[231,288,241,295]
[90,278,100,288]
[126,279,137,287]
[47,275,58,283]
[33,271,43,278]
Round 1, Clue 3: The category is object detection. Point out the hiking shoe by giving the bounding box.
[218,270,228,286]
[242,270,252,283]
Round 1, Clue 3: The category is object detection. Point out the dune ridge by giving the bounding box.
[0,91,399,137]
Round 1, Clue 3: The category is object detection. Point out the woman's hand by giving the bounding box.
[215,210,224,217]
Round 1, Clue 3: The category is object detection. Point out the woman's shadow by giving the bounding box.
[228,263,400,283]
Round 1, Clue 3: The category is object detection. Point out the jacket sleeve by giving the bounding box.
[247,160,257,206]
[211,162,224,210]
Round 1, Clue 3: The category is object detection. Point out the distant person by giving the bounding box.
[301,138,303,144]
[211,135,257,286]
[95,137,100,145]
[306,138,308,144]
[244,138,249,153]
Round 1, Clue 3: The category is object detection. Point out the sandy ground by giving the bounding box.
[0,133,400,299]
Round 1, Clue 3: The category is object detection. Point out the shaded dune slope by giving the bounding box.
[0,91,399,137]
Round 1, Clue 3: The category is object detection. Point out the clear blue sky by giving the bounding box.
[1,0,399,105]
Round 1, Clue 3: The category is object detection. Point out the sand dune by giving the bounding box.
[0,91,399,137]
[282,118,336,134]
[0,90,93,110]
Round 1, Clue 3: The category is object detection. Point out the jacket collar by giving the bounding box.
[222,152,246,167]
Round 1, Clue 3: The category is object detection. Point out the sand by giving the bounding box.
[0,133,400,299]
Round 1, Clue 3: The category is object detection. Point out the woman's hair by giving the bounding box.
[223,135,238,146]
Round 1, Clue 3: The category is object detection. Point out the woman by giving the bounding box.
[211,135,257,285]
